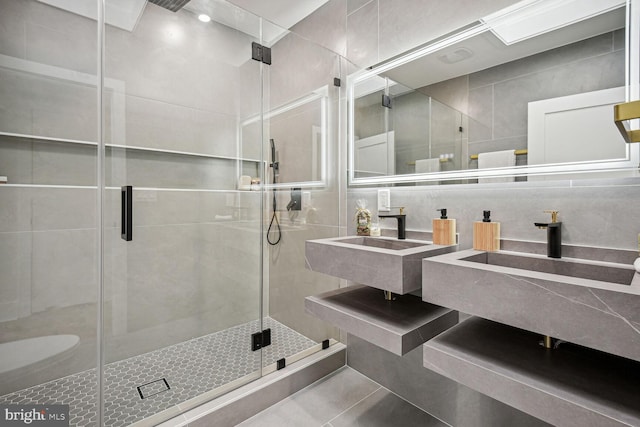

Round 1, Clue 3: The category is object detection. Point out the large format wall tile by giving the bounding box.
[120,94,238,158]
[346,0,378,68]
[0,138,96,186]
[467,85,493,143]
[105,148,253,190]
[31,188,96,231]
[0,232,31,322]
[105,3,257,116]
[0,1,26,58]
[25,16,96,74]
[115,223,260,334]
[0,69,97,141]
[469,32,618,89]
[492,50,624,140]
[291,0,347,58]
[347,0,372,15]
[31,228,97,313]
[0,137,34,185]
[0,186,33,235]
[269,225,340,343]
[268,31,340,110]
[32,142,97,186]
[349,179,640,250]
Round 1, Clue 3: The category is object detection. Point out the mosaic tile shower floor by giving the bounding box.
[0,318,317,426]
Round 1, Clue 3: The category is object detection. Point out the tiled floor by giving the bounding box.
[0,317,316,427]
[237,366,449,427]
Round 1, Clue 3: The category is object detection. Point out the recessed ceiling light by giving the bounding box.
[198,14,211,23]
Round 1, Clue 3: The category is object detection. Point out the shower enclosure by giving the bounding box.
[0,0,341,425]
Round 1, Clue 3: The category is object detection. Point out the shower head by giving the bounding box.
[148,0,191,12]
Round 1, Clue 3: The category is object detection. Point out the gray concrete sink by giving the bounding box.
[305,236,457,294]
[337,237,428,251]
[463,251,635,285]
[422,244,640,362]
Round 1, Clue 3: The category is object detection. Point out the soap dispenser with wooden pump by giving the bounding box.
[432,209,456,245]
[473,210,500,251]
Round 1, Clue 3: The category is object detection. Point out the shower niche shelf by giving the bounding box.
[0,131,261,163]
[422,317,640,427]
[305,285,458,356]
[0,131,260,191]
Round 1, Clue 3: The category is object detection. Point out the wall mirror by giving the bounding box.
[348,0,639,185]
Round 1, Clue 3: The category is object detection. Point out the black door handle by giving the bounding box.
[121,185,132,241]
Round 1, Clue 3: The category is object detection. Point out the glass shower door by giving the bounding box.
[260,23,342,371]
[0,0,100,425]
[102,1,265,425]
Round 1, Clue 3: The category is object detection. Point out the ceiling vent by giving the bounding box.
[148,0,191,12]
[438,47,474,64]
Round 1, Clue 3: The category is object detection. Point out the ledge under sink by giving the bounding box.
[305,236,457,294]
[421,241,640,362]
[305,285,458,356]
[423,317,640,427]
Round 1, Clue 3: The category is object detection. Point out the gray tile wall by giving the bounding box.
[348,177,640,250]
[291,0,640,425]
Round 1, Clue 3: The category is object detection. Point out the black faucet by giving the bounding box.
[379,207,406,240]
[534,210,562,258]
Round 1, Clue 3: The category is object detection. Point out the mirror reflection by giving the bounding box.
[350,0,637,184]
[242,89,328,188]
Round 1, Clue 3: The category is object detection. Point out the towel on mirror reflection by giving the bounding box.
[415,158,440,173]
[478,149,516,183]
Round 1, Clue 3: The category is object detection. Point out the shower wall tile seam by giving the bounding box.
[347,0,375,17]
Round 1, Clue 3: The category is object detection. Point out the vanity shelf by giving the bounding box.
[305,285,458,356]
[422,317,640,427]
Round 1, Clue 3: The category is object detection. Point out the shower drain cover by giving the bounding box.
[137,378,170,399]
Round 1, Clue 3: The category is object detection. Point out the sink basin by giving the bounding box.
[337,237,428,250]
[422,243,640,362]
[305,236,457,294]
[463,251,635,285]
